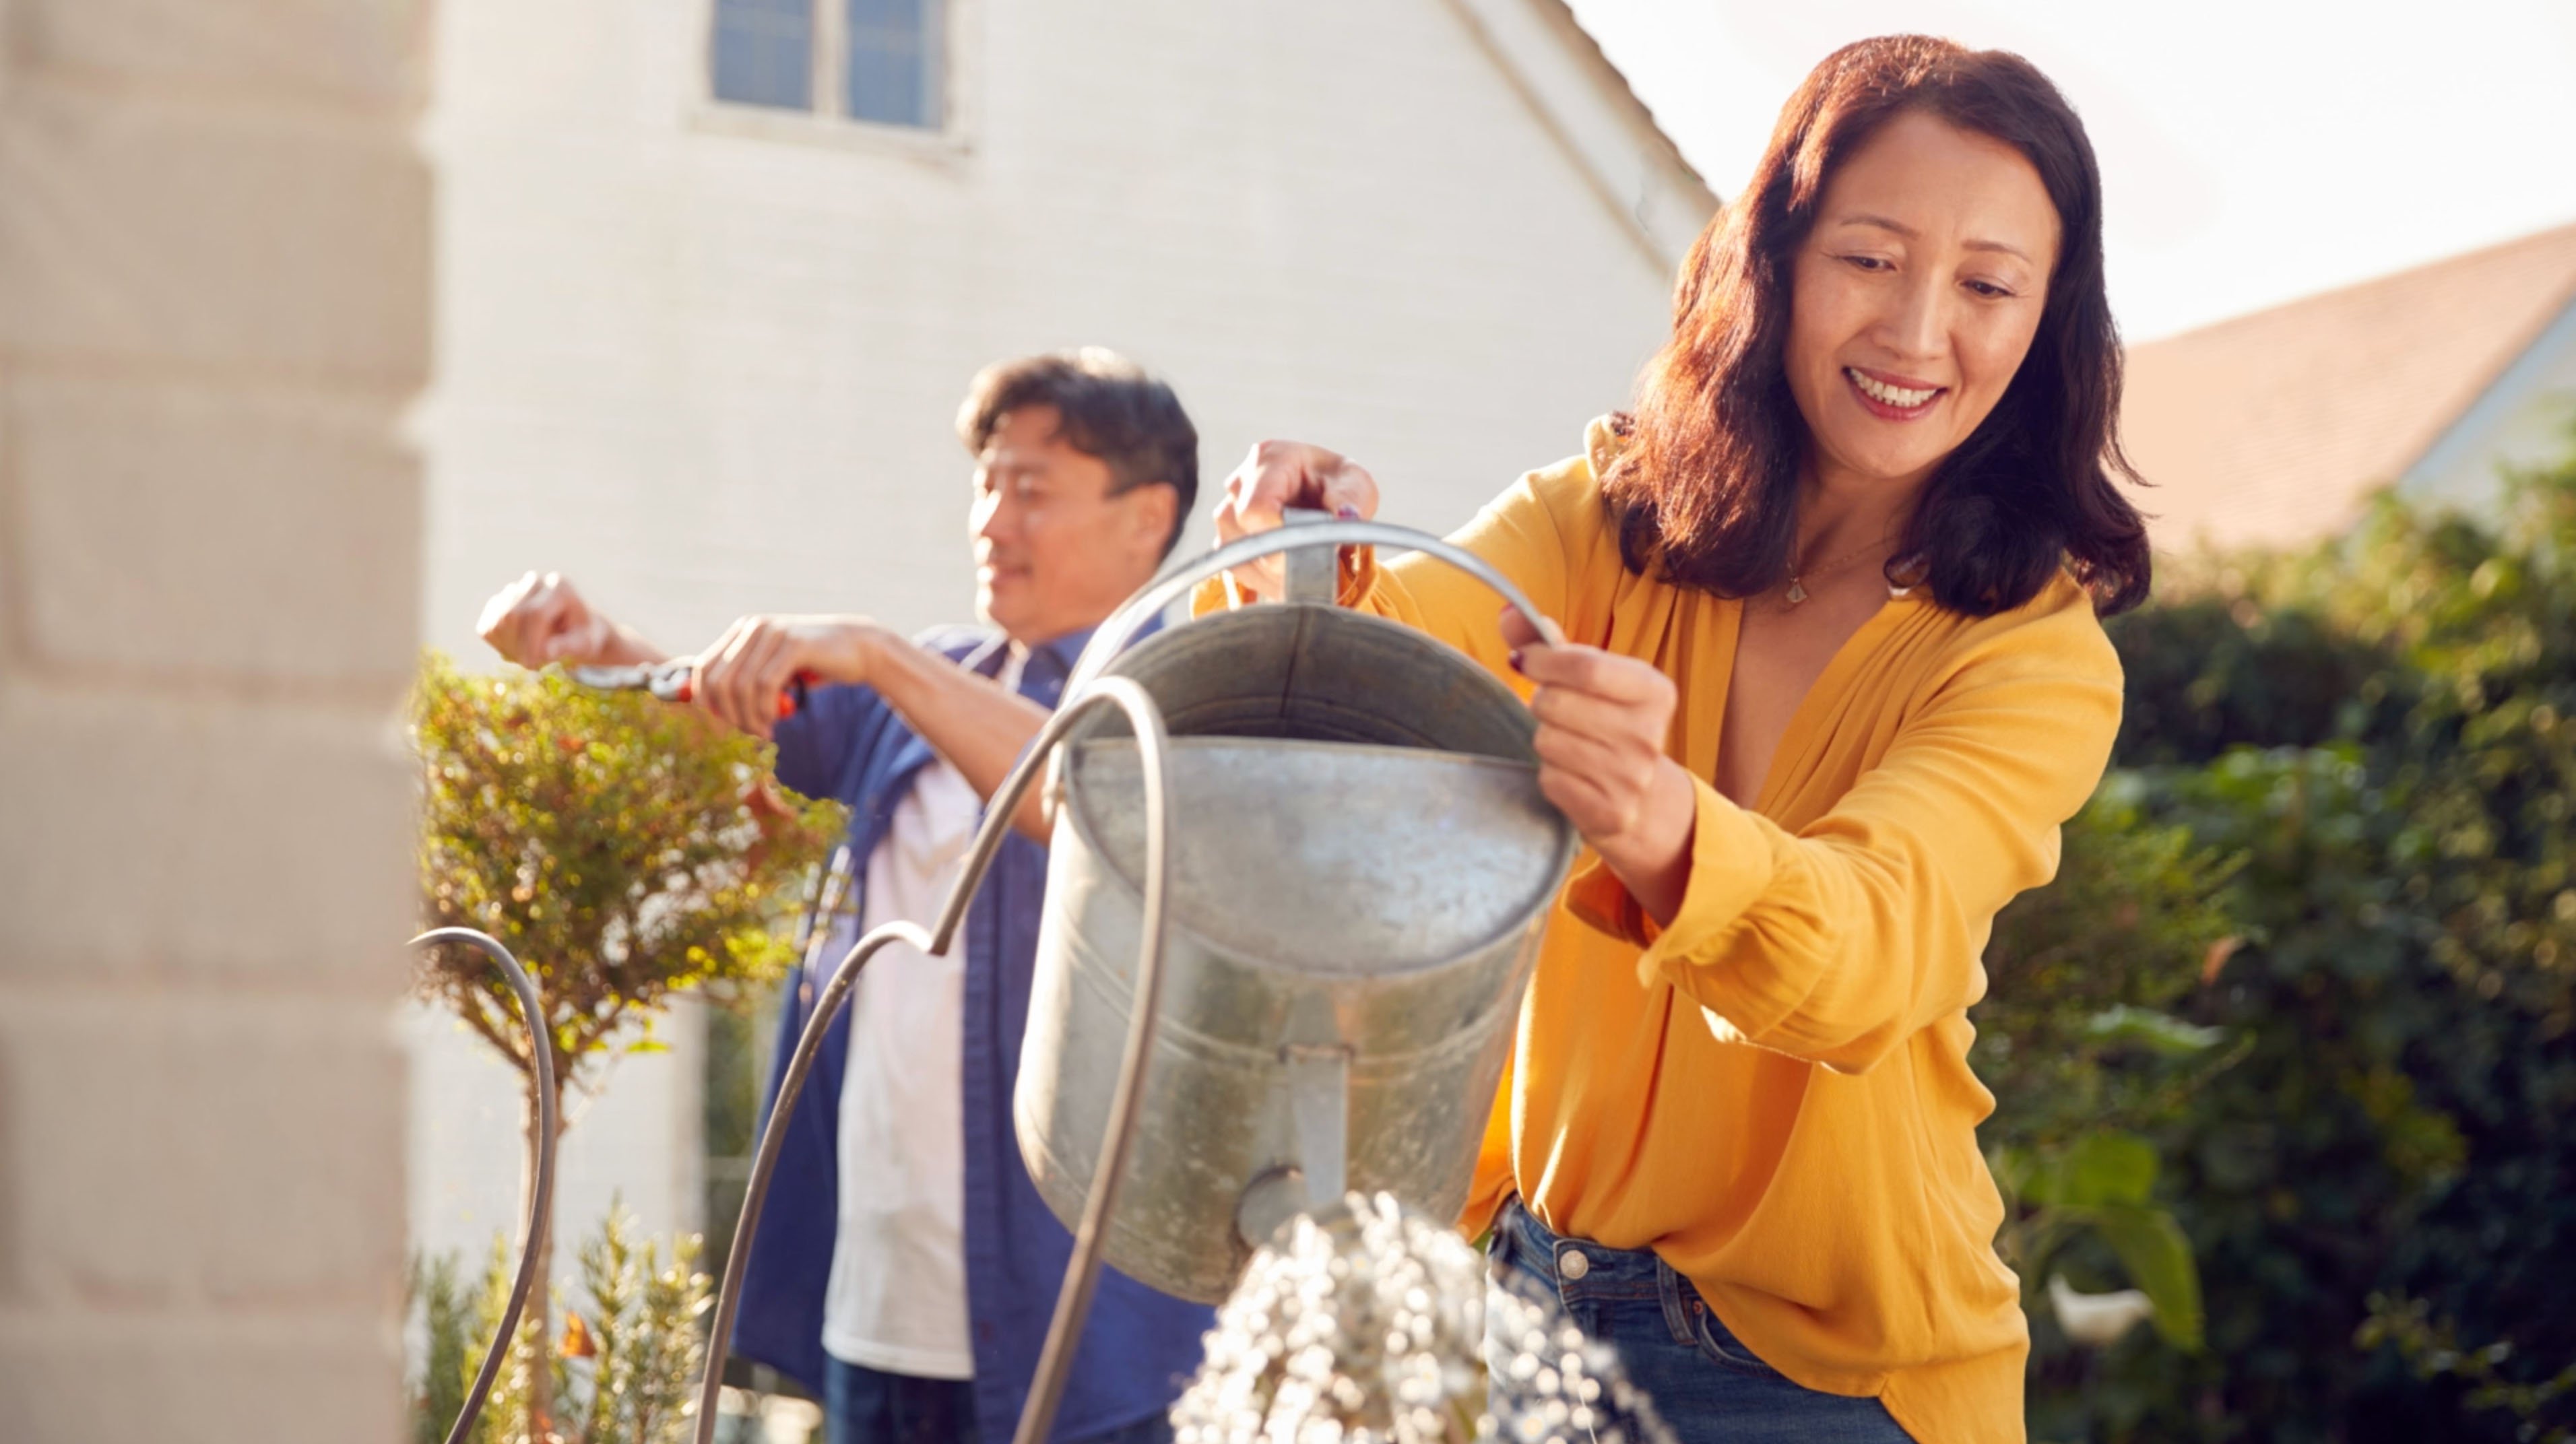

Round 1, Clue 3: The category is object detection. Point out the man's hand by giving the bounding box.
[1210,440,1382,600]
[1501,606,1696,925]
[692,616,890,740]
[478,571,655,669]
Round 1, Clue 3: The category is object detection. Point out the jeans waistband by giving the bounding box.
[1495,1195,1667,1297]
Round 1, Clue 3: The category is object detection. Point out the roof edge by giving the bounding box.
[2140,218,2576,352]
[1441,0,1720,273]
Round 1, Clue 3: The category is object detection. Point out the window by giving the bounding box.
[710,0,945,130]
[844,0,940,127]
[710,0,813,110]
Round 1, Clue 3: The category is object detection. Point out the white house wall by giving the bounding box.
[410,0,1702,1272]
[401,1002,707,1286]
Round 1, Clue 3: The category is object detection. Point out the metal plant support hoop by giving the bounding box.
[410,927,560,1444]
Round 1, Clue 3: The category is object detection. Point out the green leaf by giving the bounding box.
[2085,1204,2205,1352]
[622,1039,672,1056]
[1989,1143,2039,1200]
[2083,1004,2228,1055]
[2027,1129,2158,1208]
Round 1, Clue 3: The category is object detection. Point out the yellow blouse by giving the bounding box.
[1212,418,2123,1443]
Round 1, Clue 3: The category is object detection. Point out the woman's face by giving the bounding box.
[1783,110,2061,497]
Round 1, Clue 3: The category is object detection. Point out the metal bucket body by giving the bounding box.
[1016,603,1575,1303]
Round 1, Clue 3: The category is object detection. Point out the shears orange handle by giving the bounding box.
[569,661,813,719]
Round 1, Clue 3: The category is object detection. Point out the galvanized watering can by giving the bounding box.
[1016,514,1579,1303]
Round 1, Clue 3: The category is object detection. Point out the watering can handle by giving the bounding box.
[1279,506,1341,607]
[1064,513,1561,694]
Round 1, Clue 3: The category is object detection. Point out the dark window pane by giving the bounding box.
[712,0,814,110]
[846,0,940,129]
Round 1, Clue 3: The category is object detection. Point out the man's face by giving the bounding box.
[970,405,1176,645]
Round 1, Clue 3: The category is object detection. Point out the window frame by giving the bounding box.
[692,0,976,160]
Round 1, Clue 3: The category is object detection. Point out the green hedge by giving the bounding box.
[1985,437,2576,1441]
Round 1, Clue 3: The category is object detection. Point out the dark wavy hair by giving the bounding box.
[958,348,1200,558]
[1602,35,2150,616]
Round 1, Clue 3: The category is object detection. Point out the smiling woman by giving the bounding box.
[1203,33,2151,1444]
[1613,40,2148,619]
[1786,115,2060,498]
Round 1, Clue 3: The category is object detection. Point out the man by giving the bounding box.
[477,350,1213,1444]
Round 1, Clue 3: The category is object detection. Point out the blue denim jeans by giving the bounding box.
[1487,1199,1915,1444]
[822,1356,1176,1444]
[824,1357,976,1444]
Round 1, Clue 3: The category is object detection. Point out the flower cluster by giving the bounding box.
[1170,1193,1668,1444]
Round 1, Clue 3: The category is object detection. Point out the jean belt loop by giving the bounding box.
[1654,1251,1698,1347]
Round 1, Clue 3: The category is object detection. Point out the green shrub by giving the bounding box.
[2012,435,2576,1441]
[2102,591,2397,768]
[409,1204,713,1444]
[1978,785,2243,1439]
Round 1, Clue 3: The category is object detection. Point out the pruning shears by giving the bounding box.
[568,660,813,719]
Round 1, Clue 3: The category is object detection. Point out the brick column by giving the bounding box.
[0,3,431,1441]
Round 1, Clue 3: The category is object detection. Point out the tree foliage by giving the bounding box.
[412,653,843,1087]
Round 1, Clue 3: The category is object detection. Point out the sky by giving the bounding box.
[1562,0,2576,341]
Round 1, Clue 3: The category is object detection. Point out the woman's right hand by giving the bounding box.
[1210,440,1382,601]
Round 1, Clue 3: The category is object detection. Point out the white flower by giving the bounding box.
[2049,1274,2155,1348]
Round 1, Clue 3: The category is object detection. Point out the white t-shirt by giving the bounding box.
[818,750,986,1377]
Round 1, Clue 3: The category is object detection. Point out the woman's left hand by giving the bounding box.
[1502,608,1698,925]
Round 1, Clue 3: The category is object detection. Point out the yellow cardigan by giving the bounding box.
[1211,418,2123,1443]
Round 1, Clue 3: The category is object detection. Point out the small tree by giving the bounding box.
[412,653,843,1439]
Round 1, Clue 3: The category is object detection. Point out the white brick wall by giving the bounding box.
[13,377,419,686]
[0,3,428,1441]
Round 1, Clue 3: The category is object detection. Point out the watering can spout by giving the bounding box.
[1284,1045,1351,1211]
[1230,1045,1350,1251]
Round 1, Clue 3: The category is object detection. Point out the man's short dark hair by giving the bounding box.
[957,348,1199,557]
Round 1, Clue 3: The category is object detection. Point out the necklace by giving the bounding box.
[1780,534,1896,607]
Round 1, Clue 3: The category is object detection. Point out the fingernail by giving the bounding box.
[1337,505,1360,520]
[1508,649,1526,674]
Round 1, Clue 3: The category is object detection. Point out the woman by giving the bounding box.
[1208,35,2150,1444]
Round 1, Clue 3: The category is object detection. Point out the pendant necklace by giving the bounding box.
[1780,535,1896,608]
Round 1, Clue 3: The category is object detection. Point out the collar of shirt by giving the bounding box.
[959,625,1097,696]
